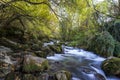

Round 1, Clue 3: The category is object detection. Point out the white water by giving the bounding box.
[47,46,120,80]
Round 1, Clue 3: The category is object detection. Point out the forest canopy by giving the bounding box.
[0,0,120,43]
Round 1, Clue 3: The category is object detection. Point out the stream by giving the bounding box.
[47,46,120,80]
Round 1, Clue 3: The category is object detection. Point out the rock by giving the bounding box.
[80,66,97,74]
[34,51,48,58]
[113,41,120,57]
[31,44,41,51]
[48,45,62,53]
[5,72,49,80]
[0,53,13,78]
[0,46,13,53]
[87,31,115,57]
[23,55,49,73]
[23,74,38,80]
[54,70,71,80]
[101,57,120,77]
[94,73,106,80]
[0,37,21,50]
[5,72,19,80]
[41,46,54,56]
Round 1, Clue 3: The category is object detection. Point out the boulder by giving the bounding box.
[41,46,54,56]
[5,72,49,80]
[48,45,62,53]
[23,74,38,80]
[5,72,19,80]
[34,51,48,58]
[0,52,13,78]
[54,70,71,80]
[101,57,120,77]
[23,55,49,73]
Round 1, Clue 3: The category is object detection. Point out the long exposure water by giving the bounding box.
[47,46,120,80]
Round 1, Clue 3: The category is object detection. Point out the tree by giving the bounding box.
[0,0,58,42]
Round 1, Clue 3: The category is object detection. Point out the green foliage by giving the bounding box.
[0,0,58,41]
[107,20,120,42]
[113,41,120,58]
[87,31,115,57]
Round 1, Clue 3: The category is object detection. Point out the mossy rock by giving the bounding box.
[113,41,120,58]
[41,46,54,56]
[23,55,49,73]
[0,37,21,50]
[54,70,71,80]
[23,74,38,80]
[48,45,62,53]
[5,72,19,80]
[101,57,120,77]
[87,31,115,57]
[34,51,48,58]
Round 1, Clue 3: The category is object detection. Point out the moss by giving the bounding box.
[101,57,120,77]
[113,41,120,58]
[23,59,41,72]
[87,31,115,57]
[5,72,18,80]
[68,41,78,47]
[23,74,38,80]
[34,51,48,58]
[49,45,62,53]
[23,56,49,73]
[55,70,71,80]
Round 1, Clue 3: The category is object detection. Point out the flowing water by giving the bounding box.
[47,46,120,80]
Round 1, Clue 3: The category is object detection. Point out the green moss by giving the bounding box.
[23,57,49,73]
[101,57,120,76]
[49,45,62,53]
[34,51,48,58]
[23,74,38,80]
[55,70,71,80]
[23,60,40,72]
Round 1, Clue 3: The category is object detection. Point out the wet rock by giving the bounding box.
[0,53,13,78]
[101,57,120,77]
[23,55,49,73]
[94,73,106,80]
[80,66,97,74]
[54,70,71,80]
